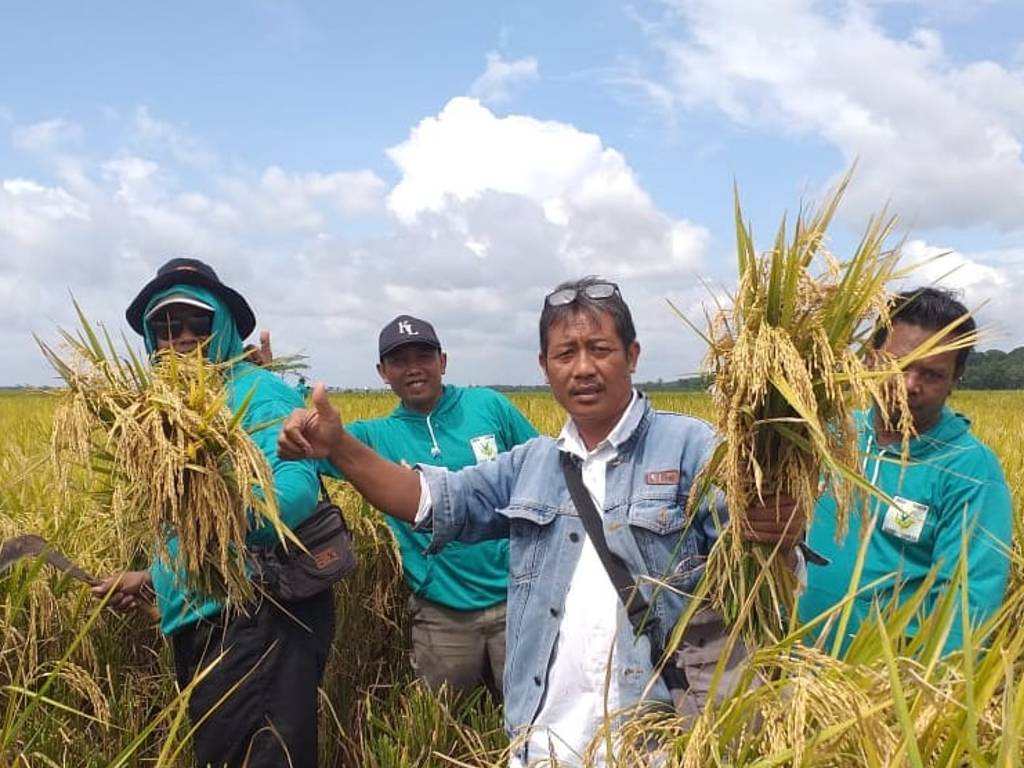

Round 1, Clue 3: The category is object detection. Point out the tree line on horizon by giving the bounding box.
[7,346,1024,392]
[493,346,1024,392]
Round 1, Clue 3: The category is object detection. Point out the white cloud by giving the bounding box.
[12,119,82,153]
[102,156,165,207]
[297,98,712,383]
[647,0,1024,231]
[0,179,90,248]
[131,106,218,170]
[899,239,1023,347]
[2,101,713,386]
[605,67,678,119]
[385,97,707,284]
[215,166,387,233]
[901,239,1009,293]
[390,100,679,217]
[867,0,1001,23]
[468,51,539,105]
[257,166,386,218]
[388,97,609,222]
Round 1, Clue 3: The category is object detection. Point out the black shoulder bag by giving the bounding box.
[255,477,358,601]
[559,451,688,692]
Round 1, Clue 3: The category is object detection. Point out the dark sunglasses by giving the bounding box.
[147,313,214,341]
[544,281,620,307]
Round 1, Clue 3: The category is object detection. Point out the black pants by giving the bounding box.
[171,590,335,768]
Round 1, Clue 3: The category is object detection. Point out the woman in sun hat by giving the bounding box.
[96,257,333,768]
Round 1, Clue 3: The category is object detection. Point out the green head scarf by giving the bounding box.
[142,284,245,363]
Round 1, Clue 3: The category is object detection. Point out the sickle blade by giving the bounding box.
[0,534,100,586]
[0,534,48,573]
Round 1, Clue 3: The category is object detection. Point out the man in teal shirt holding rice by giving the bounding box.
[799,287,1013,655]
[329,314,537,697]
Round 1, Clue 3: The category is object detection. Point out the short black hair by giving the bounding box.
[871,287,976,374]
[539,276,636,353]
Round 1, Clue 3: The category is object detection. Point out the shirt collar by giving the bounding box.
[557,389,641,458]
[393,384,453,419]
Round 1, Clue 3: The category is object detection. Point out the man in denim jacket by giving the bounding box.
[279,278,803,766]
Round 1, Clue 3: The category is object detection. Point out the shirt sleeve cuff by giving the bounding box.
[413,471,433,525]
[792,541,829,595]
[793,546,808,594]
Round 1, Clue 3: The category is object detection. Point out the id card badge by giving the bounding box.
[881,496,930,543]
[470,434,498,463]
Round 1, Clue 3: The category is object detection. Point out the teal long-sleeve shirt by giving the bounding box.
[799,407,1013,656]
[322,384,537,611]
[151,363,320,635]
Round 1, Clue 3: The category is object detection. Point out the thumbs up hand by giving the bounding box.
[243,329,274,366]
[258,329,272,365]
[278,383,344,460]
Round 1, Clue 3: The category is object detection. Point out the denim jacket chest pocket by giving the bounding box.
[502,501,559,585]
[627,494,703,593]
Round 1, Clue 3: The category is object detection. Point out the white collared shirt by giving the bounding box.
[414,392,655,766]
[515,390,649,768]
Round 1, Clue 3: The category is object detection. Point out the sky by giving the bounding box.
[2,0,1023,387]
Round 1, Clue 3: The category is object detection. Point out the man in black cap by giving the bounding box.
[324,314,537,698]
[94,257,332,768]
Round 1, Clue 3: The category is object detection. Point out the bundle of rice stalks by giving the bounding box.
[35,302,290,603]
[618,567,1024,767]
[681,172,978,644]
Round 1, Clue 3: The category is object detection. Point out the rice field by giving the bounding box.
[0,388,1021,766]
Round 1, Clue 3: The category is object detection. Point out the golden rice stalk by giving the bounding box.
[751,646,897,764]
[682,170,978,644]
[36,302,289,604]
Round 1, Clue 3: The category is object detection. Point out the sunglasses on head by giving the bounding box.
[147,313,214,341]
[544,281,620,307]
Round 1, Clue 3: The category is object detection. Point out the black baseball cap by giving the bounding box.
[126,257,256,339]
[378,315,442,360]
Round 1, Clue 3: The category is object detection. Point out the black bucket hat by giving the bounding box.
[126,257,256,339]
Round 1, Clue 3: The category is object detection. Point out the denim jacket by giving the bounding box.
[416,394,724,743]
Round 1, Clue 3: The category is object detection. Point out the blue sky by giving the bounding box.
[2,0,1023,386]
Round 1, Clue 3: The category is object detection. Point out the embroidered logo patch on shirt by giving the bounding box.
[470,434,499,462]
[882,496,930,543]
[645,470,680,485]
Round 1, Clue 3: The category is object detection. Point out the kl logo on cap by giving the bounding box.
[398,320,419,336]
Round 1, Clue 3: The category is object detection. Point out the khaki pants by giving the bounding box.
[670,608,754,717]
[408,594,507,700]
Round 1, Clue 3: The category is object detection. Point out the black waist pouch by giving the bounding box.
[255,489,358,601]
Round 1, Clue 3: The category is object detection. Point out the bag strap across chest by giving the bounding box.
[559,450,688,691]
